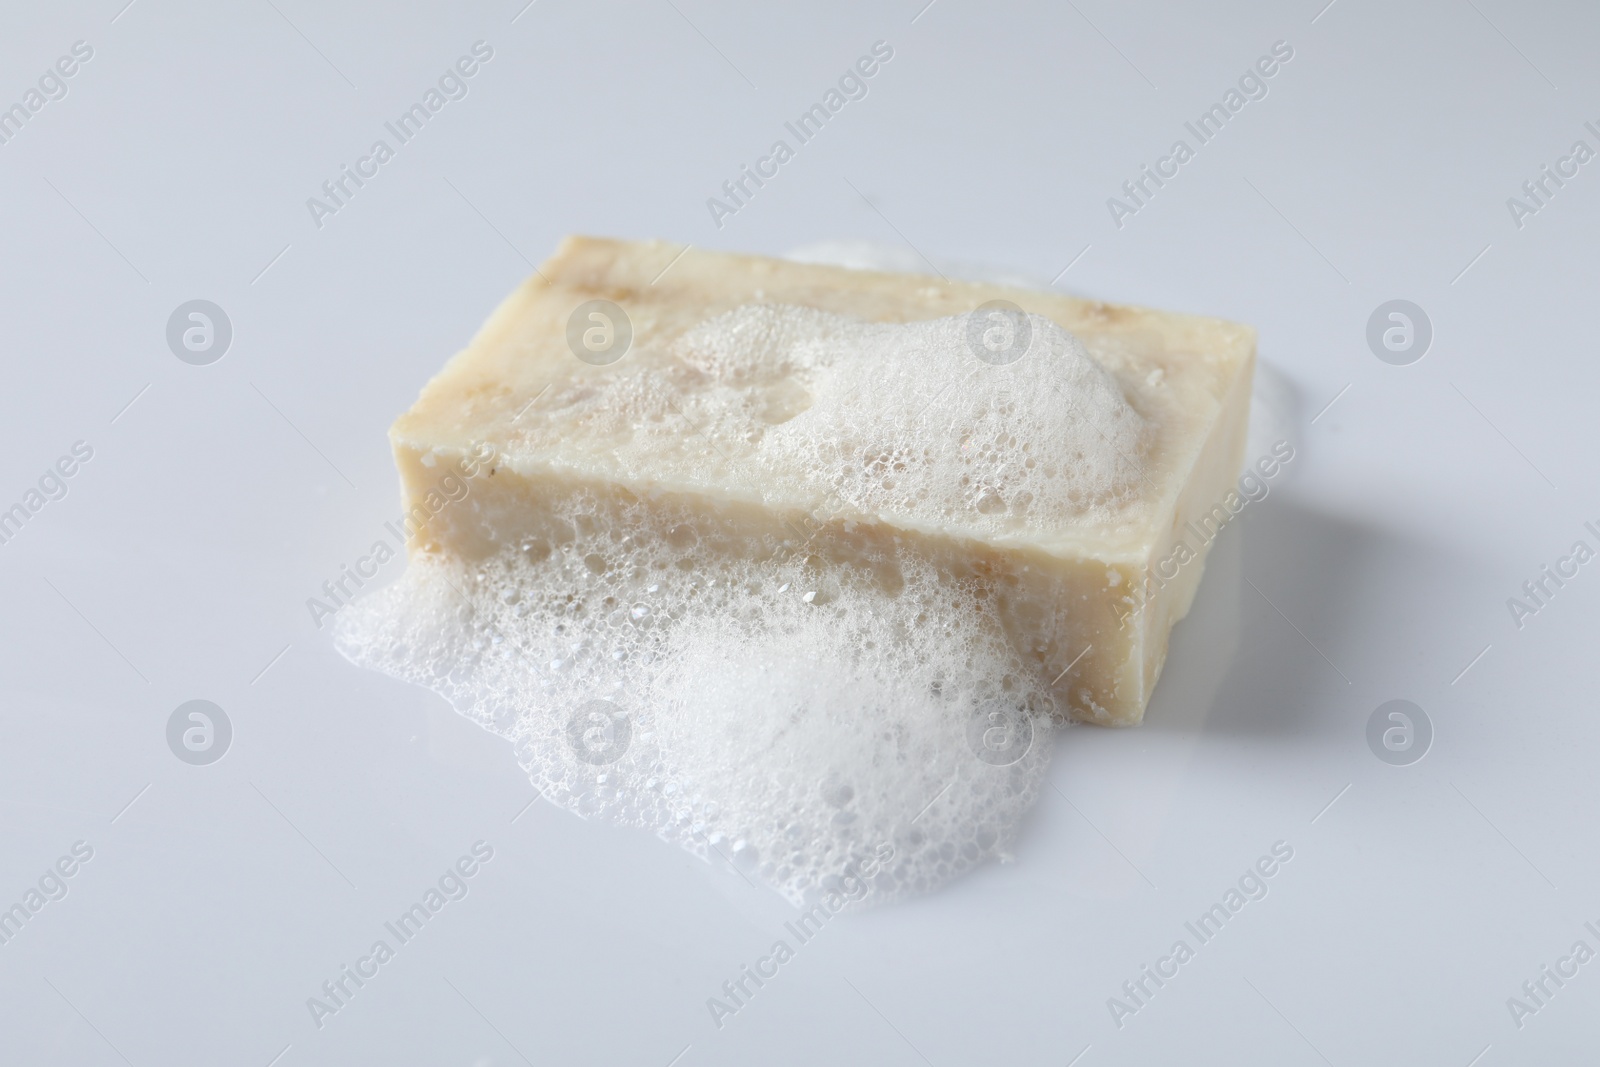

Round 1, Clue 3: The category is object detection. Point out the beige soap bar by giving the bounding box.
[390,237,1254,725]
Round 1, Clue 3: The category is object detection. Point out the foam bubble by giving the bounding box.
[672,304,1147,532]
[336,305,1148,906]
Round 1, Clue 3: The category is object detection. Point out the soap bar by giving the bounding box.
[390,237,1254,726]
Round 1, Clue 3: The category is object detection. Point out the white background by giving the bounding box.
[2,1,1597,1064]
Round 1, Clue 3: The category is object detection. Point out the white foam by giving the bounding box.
[336,305,1146,907]
[790,237,1291,477]
[673,304,1146,532]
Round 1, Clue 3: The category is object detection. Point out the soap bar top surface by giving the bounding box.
[394,237,1255,561]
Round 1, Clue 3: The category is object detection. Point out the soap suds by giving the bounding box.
[788,238,1293,479]
[523,304,1147,536]
[679,305,1146,532]
[338,305,1145,907]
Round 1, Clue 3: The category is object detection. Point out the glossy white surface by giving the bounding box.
[2,1,1596,1064]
